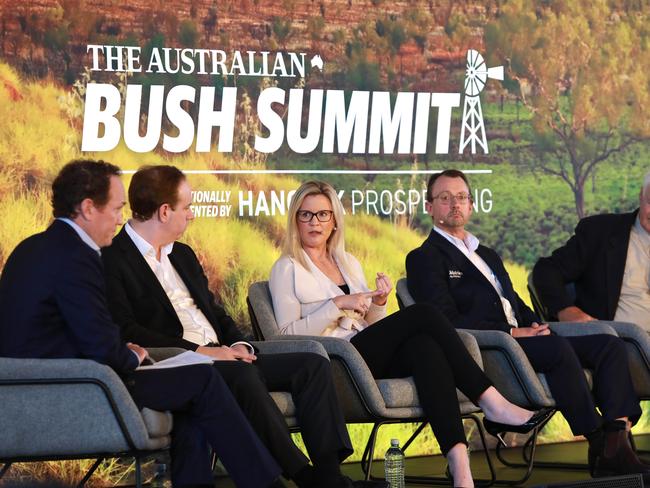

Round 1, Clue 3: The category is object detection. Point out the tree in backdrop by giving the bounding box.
[485,0,650,218]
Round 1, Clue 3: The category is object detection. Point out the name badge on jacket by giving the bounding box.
[449,270,463,279]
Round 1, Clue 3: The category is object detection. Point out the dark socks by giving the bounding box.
[586,427,604,450]
[586,421,627,457]
[604,420,627,432]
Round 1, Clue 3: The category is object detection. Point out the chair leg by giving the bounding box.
[491,427,543,486]
[495,416,587,471]
[361,422,383,481]
[77,458,103,488]
[0,463,12,480]
[402,415,498,487]
[210,449,218,472]
[402,421,428,453]
[134,457,142,488]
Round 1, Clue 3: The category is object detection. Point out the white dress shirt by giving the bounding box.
[614,217,650,331]
[434,226,519,327]
[124,223,253,352]
[125,223,221,346]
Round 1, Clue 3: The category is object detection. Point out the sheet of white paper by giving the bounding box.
[136,350,215,370]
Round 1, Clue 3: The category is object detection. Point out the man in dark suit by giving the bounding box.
[101,165,374,488]
[0,160,281,488]
[533,173,650,330]
[406,169,647,477]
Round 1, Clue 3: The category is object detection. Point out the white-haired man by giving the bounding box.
[534,172,650,331]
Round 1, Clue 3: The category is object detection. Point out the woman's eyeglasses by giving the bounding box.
[297,210,334,222]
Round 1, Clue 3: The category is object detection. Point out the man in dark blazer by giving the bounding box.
[0,160,281,488]
[533,173,650,330]
[406,169,647,478]
[101,165,374,488]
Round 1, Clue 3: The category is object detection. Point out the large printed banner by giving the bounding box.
[2,0,649,461]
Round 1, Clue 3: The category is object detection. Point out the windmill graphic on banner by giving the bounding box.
[459,50,503,154]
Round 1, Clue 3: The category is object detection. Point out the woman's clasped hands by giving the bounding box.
[332,272,393,313]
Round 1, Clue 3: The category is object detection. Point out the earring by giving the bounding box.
[333,226,337,230]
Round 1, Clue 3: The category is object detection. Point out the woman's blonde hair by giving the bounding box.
[283,180,351,273]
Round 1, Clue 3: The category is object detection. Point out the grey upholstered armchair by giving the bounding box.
[247,280,497,485]
[527,273,650,399]
[254,338,331,429]
[0,341,326,486]
[0,348,185,487]
[395,277,632,479]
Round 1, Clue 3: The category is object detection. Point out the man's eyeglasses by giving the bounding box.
[297,209,334,223]
[431,191,471,205]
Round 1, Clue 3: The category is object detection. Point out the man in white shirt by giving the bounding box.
[533,172,650,331]
[102,165,380,488]
[406,169,646,478]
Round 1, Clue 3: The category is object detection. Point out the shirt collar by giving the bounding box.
[58,218,101,255]
[125,221,174,259]
[633,214,650,242]
[434,225,479,253]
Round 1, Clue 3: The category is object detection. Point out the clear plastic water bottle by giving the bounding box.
[384,438,405,488]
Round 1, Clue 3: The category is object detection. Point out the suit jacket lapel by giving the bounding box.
[115,227,178,319]
[475,245,518,305]
[427,230,498,294]
[605,210,637,317]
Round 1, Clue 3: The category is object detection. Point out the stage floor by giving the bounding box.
[218,434,650,487]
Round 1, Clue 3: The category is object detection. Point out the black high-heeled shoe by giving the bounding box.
[483,408,554,445]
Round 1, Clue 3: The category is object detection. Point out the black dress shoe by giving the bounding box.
[483,408,554,438]
[592,428,650,477]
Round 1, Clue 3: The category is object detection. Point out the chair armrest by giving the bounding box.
[549,321,617,337]
[0,357,153,455]
[596,321,650,397]
[456,330,483,369]
[265,335,386,415]
[460,329,554,408]
[148,347,188,362]
[252,339,328,359]
[603,321,650,363]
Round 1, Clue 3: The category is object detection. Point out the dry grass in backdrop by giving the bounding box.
[0,62,622,483]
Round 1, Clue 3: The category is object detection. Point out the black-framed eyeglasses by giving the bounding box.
[297,209,334,223]
[432,191,471,205]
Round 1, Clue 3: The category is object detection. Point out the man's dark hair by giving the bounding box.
[426,169,472,202]
[129,165,186,221]
[52,159,121,218]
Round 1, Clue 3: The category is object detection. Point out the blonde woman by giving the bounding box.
[269,181,551,488]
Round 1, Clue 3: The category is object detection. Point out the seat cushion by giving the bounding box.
[270,391,298,428]
[140,408,173,438]
[376,378,471,408]
[269,391,296,417]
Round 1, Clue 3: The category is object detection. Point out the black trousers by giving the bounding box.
[350,303,492,455]
[213,352,353,477]
[517,334,642,435]
[125,364,281,488]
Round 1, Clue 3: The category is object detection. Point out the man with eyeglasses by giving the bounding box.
[102,165,386,488]
[405,169,648,478]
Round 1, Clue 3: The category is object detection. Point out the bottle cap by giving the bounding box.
[390,438,400,447]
